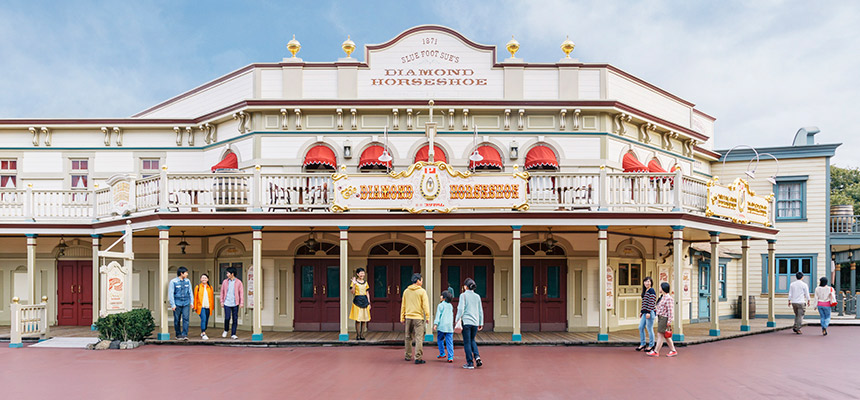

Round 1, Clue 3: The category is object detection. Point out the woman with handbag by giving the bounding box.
[637,277,657,352]
[814,277,835,336]
[456,278,484,369]
[349,268,371,340]
[647,282,677,357]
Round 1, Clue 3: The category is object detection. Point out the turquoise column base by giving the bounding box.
[91,324,97,331]
[709,329,720,336]
[672,333,684,341]
[424,334,433,342]
[511,334,522,342]
[9,343,23,348]
[157,332,170,340]
[251,333,263,341]
[597,333,609,341]
[740,325,751,331]
[338,333,349,341]
[766,321,776,327]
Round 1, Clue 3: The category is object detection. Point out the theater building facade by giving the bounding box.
[0,25,796,342]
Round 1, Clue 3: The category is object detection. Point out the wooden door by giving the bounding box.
[698,261,711,321]
[520,263,540,331]
[293,259,340,331]
[520,260,567,331]
[320,263,340,331]
[367,259,419,331]
[57,261,93,326]
[442,259,494,331]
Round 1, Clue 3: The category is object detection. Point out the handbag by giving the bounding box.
[830,287,838,307]
[664,327,673,339]
[454,319,463,334]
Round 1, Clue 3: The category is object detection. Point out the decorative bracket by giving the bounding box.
[350,108,357,130]
[112,127,122,147]
[280,108,289,130]
[29,127,39,146]
[294,109,302,130]
[559,109,567,131]
[102,127,111,146]
[406,108,413,130]
[186,126,194,146]
[200,123,216,144]
[504,109,511,130]
[462,109,470,130]
[174,126,182,146]
[41,127,51,146]
[392,109,399,130]
[448,109,455,130]
[518,109,525,130]
[638,123,655,144]
[336,108,343,130]
[613,113,632,135]
[573,109,581,131]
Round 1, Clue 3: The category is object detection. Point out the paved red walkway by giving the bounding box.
[2,326,858,399]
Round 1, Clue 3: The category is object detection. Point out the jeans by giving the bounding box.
[437,331,454,359]
[818,305,831,329]
[224,305,239,335]
[200,308,210,332]
[404,319,425,360]
[173,304,190,338]
[638,311,656,347]
[462,325,480,365]
[791,303,805,330]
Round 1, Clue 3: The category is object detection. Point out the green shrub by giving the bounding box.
[95,309,155,342]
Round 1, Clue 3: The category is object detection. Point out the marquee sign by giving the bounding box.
[705,178,772,226]
[330,161,529,213]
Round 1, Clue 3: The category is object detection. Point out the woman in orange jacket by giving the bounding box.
[193,274,216,340]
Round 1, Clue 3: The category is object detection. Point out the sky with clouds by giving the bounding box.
[1,1,858,166]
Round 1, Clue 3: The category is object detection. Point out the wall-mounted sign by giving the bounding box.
[247,266,255,309]
[358,28,504,99]
[682,269,692,301]
[705,178,772,226]
[330,161,529,213]
[606,266,615,310]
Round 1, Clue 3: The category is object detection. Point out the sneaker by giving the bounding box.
[414,359,426,365]
[447,358,453,363]
[405,357,412,362]
[202,333,209,340]
[182,336,189,341]
[667,351,678,357]
[222,331,228,338]
[231,335,238,340]
[437,355,446,359]
[462,363,475,369]
[475,357,482,368]
[176,336,183,341]
[646,350,659,357]
[823,328,828,336]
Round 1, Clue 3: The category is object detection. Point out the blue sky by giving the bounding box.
[1,1,859,166]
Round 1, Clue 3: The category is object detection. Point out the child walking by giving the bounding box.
[192,273,215,340]
[434,290,455,362]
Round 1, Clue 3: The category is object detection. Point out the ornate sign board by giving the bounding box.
[101,260,129,313]
[330,161,529,213]
[106,174,135,216]
[705,178,772,226]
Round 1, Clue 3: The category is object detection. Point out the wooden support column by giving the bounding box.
[672,226,685,341]
[339,227,349,341]
[157,226,170,340]
[424,226,434,342]
[740,236,751,331]
[91,235,101,329]
[251,227,263,341]
[598,226,609,341]
[709,231,720,336]
[767,239,776,327]
[26,234,37,305]
[512,226,522,342]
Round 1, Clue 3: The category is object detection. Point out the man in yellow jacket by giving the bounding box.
[401,272,431,364]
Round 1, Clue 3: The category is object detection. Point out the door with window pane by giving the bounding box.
[521,260,567,331]
[441,259,494,331]
[367,259,420,331]
[293,259,340,331]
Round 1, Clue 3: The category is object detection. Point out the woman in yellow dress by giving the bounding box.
[349,268,371,340]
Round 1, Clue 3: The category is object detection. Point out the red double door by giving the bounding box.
[294,259,340,331]
[521,259,567,331]
[441,259,494,331]
[57,261,93,326]
[366,259,420,331]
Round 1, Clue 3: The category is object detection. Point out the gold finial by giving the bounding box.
[41,295,48,303]
[12,297,19,304]
[287,34,301,58]
[561,35,575,58]
[342,35,356,58]
[506,35,520,58]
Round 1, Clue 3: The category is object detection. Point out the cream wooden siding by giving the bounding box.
[605,70,692,130]
[578,69,601,100]
[302,69,337,99]
[140,71,254,118]
[260,69,283,99]
[712,157,827,316]
[523,69,558,100]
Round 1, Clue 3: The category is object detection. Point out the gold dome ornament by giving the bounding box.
[287,34,301,58]
[342,35,356,58]
[506,35,520,58]
[561,35,575,58]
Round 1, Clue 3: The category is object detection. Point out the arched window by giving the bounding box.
[524,145,559,171]
[358,145,392,172]
[369,242,419,256]
[521,242,566,256]
[442,242,492,256]
[296,241,340,256]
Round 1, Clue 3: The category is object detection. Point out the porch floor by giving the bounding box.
[2,318,805,347]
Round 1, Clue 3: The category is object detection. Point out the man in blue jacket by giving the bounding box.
[168,266,193,340]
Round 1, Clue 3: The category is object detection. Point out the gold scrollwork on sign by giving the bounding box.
[330,204,348,212]
[511,164,530,180]
[340,186,357,199]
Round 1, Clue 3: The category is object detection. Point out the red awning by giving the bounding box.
[358,145,392,169]
[303,145,337,169]
[670,164,682,172]
[414,145,447,164]
[622,152,648,172]
[469,145,503,169]
[647,159,666,173]
[524,146,559,170]
[211,152,238,172]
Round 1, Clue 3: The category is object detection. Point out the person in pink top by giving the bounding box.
[647,282,678,357]
[220,267,244,339]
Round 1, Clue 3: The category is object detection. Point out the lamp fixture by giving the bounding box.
[57,236,68,257]
[756,152,780,185]
[543,228,558,252]
[378,126,393,163]
[304,228,318,250]
[343,138,352,159]
[177,231,190,254]
[510,140,519,160]
[469,125,484,166]
[721,144,760,180]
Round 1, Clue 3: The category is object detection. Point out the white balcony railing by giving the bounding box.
[9,296,49,348]
[0,168,719,221]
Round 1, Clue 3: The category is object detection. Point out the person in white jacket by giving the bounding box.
[814,277,835,336]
